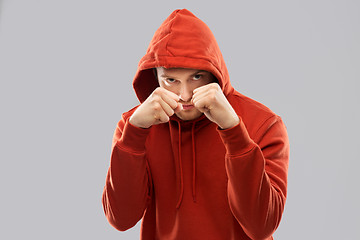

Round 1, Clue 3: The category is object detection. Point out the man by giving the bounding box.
[102,9,289,240]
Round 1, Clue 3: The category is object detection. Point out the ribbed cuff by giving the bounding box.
[217,118,255,156]
[117,119,151,153]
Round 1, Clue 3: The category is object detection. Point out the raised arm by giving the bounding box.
[219,115,289,239]
[102,112,152,231]
[103,87,182,231]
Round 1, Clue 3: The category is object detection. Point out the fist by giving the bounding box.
[129,87,182,128]
[192,83,239,129]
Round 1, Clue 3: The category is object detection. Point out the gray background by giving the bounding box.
[1,0,359,239]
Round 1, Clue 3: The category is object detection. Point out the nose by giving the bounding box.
[179,84,192,102]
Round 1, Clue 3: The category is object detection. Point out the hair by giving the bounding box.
[152,68,158,79]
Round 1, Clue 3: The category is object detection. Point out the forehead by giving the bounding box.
[157,67,207,76]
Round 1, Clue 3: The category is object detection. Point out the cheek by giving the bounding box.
[192,79,212,89]
[159,80,170,89]
[203,76,215,85]
[159,81,180,94]
[161,80,172,88]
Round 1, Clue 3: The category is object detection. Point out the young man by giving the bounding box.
[102,9,289,240]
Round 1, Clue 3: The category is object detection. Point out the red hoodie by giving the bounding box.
[102,9,289,240]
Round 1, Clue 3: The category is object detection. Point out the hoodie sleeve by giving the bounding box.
[102,113,152,231]
[218,115,289,240]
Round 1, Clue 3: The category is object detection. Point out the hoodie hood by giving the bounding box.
[133,9,234,103]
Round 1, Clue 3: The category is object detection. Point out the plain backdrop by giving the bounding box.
[1,0,359,239]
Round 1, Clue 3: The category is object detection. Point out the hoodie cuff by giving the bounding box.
[217,118,255,156]
[117,119,151,153]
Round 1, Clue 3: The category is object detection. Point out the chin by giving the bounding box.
[175,110,203,121]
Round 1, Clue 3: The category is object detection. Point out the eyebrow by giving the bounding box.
[191,70,207,77]
[160,70,207,78]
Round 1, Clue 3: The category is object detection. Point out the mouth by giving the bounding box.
[181,104,194,110]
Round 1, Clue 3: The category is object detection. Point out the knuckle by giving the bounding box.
[170,101,178,109]
[153,87,161,93]
[208,94,217,102]
[210,87,217,93]
[153,87,163,95]
[152,95,161,103]
[152,102,161,111]
[210,83,219,91]
[193,101,201,108]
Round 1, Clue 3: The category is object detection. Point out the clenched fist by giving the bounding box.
[192,83,239,129]
[129,87,183,128]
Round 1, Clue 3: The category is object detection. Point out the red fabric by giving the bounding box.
[102,9,290,240]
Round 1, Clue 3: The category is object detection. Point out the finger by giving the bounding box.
[174,102,183,113]
[193,82,218,94]
[158,87,180,101]
[155,109,170,124]
[158,98,175,117]
[192,85,207,96]
[192,86,213,103]
[192,90,212,106]
[193,97,211,113]
[160,91,179,110]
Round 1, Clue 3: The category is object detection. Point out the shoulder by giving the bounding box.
[228,91,282,139]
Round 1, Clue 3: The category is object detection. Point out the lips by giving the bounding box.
[181,104,194,110]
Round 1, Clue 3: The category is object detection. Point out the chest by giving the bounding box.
[145,124,228,192]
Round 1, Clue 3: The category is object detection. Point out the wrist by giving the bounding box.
[129,115,151,129]
[219,115,240,130]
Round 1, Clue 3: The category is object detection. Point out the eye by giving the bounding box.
[166,78,176,83]
[193,74,202,80]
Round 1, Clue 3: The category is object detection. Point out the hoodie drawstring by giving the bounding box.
[171,121,197,209]
[191,123,197,203]
[175,121,184,209]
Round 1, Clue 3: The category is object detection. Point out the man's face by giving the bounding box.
[156,67,215,121]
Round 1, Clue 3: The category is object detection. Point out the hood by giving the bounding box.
[133,9,234,103]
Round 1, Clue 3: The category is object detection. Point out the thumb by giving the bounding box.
[174,103,183,113]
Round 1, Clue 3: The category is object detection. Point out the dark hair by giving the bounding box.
[152,68,158,79]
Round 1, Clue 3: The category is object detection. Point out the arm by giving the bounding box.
[102,87,180,231]
[192,82,289,238]
[102,112,152,231]
[218,115,289,240]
